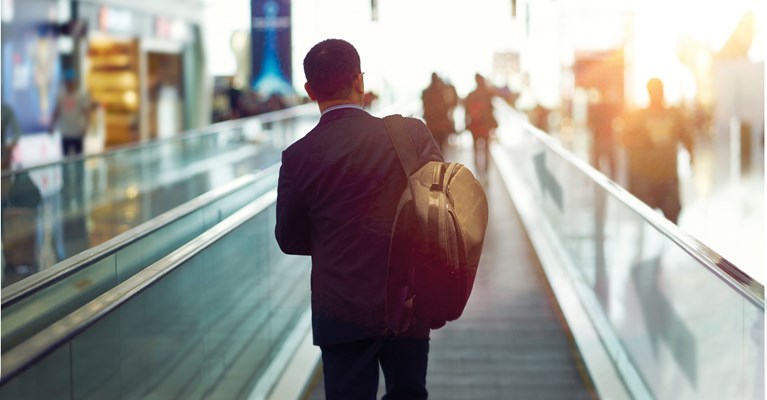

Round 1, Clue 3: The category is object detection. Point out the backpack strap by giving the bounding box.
[383,114,421,176]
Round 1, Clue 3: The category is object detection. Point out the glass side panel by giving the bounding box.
[71,311,122,399]
[201,172,278,228]
[496,109,764,399]
[0,345,71,399]
[114,212,206,282]
[0,202,312,399]
[743,304,765,399]
[0,112,302,288]
[2,254,117,350]
[2,172,278,352]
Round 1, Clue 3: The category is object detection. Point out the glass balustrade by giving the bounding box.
[1,106,319,287]
[495,102,764,399]
[0,200,311,399]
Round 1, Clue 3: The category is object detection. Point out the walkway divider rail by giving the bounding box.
[1,165,280,350]
[1,103,319,178]
[492,98,763,399]
[0,189,310,398]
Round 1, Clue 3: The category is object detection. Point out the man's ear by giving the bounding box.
[353,74,364,95]
[304,82,317,101]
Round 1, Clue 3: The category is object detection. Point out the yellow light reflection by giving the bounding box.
[125,186,139,200]
[631,0,761,106]
[123,91,138,108]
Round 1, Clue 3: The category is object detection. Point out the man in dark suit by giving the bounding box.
[275,39,442,399]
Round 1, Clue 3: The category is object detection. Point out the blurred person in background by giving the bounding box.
[588,87,623,180]
[443,78,459,139]
[622,78,694,224]
[50,71,93,157]
[363,90,379,110]
[529,102,551,133]
[2,103,21,171]
[464,73,497,183]
[422,73,454,154]
[228,75,243,119]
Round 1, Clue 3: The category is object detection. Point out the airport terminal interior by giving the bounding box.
[0,0,764,399]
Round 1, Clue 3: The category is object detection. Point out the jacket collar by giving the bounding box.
[318,106,370,125]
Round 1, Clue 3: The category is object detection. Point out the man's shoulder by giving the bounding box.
[282,112,384,153]
[283,131,312,160]
[387,114,431,137]
[390,114,426,128]
[465,90,480,103]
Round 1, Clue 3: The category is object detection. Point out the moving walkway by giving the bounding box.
[1,101,762,399]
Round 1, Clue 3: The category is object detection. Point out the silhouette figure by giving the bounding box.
[2,171,43,285]
[464,73,497,182]
[622,78,693,223]
[588,88,622,179]
[51,72,93,156]
[422,73,454,154]
[2,103,21,170]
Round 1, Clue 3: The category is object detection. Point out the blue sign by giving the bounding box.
[251,0,294,98]
[1,0,62,134]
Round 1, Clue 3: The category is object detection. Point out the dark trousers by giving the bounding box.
[320,338,429,400]
[62,137,84,156]
[472,136,490,180]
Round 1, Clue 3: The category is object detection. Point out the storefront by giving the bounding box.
[76,1,205,147]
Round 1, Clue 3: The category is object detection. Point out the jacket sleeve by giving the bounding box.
[275,151,312,255]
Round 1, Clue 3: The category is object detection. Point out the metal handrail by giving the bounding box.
[496,99,764,308]
[0,189,278,384]
[1,164,280,307]
[0,99,426,385]
[1,102,322,302]
[1,103,318,178]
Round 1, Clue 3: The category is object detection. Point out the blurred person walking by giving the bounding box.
[529,102,551,133]
[622,78,693,224]
[464,73,497,183]
[421,73,454,154]
[2,168,43,284]
[444,78,459,137]
[50,72,93,157]
[2,103,21,170]
[275,39,442,400]
[588,88,622,180]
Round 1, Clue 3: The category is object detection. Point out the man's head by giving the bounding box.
[475,73,486,87]
[646,78,664,108]
[431,72,441,85]
[303,39,362,103]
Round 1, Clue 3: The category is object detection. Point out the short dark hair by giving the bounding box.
[303,39,361,101]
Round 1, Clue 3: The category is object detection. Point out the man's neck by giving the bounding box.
[317,98,362,114]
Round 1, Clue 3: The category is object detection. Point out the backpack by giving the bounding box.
[383,114,489,333]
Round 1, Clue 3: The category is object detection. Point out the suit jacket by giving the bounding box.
[275,106,443,345]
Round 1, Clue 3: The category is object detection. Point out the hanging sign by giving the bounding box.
[251,0,293,97]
